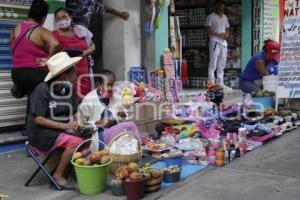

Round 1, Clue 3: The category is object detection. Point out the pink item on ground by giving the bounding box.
[103,122,142,145]
[199,125,219,139]
[209,156,216,165]
[211,140,221,149]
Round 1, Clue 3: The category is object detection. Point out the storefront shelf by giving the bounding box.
[180,26,206,30]
[175,5,207,10]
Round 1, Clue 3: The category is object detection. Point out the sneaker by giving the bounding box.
[220,84,233,91]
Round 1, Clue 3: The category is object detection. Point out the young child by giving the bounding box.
[79,69,141,151]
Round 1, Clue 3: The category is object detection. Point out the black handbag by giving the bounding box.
[63,48,83,57]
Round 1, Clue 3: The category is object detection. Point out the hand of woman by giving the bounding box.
[36,58,47,67]
[81,50,89,57]
[95,119,114,128]
[119,11,130,20]
[64,121,81,132]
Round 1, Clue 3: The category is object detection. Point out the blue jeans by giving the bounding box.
[240,80,261,94]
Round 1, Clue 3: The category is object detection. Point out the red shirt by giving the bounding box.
[52,30,91,103]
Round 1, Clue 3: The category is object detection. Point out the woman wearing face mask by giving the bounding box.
[53,7,96,103]
[79,69,141,151]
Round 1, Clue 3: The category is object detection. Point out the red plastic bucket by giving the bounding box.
[124,177,146,200]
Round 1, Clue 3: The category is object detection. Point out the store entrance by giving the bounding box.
[172,0,242,90]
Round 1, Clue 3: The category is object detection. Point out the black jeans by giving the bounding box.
[11,68,48,127]
[11,68,48,96]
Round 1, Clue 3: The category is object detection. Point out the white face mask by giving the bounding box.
[56,18,71,29]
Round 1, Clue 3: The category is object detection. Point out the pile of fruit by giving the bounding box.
[142,167,163,193]
[145,141,168,151]
[115,162,144,182]
[264,107,276,116]
[73,149,111,166]
[164,165,181,174]
[278,110,291,117]
[252,90,275,97]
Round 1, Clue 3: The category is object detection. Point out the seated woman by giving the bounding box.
[240,39,280,94]
[27,52,86,189]
[79,69,141,151]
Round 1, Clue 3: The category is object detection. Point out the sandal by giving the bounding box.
[51,179,78,190]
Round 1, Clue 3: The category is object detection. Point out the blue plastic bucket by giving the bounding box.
[252,97,273,110]
[163,156,183,167]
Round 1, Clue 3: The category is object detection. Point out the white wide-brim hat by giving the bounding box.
[44,52,82,82]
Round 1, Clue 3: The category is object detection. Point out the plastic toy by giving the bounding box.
[145,0,156,33]
[129,66,147,85]
[122,87,134,105]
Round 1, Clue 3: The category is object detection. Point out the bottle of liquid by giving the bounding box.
[244,93,253,107]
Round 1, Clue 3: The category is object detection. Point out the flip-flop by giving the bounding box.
[51,180,78,190]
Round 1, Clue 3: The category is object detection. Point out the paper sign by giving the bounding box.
[278,0,300,98]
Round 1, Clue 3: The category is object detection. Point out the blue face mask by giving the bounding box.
[79,0,91,6]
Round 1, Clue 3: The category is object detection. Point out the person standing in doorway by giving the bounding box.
[205,0,231,90]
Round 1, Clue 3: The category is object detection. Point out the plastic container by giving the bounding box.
[252,96,273,110]
[111,183,125,196]
[263,75,278,93]
[124,177,147,200]
[71,139,113,195]
[163,155,183,167]
[216,159,225,167]
[216,149,225,160]
[163,171,181,183]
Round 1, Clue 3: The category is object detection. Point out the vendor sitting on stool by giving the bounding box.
[240,39,280,94]
[27,52,86,189]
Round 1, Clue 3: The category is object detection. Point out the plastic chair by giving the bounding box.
[24,141,62,190]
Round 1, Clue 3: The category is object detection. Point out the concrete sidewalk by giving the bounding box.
[0,130,299,200]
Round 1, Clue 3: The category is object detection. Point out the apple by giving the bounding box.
[75,158,85,165]
[127,162,139,173]
[81,148,90,157]
[89,154,101,164]
[83,159,92,166]
[100,155,111,164]
[121,168,130,179]
[100,150,109,156]
[73,152,83,160]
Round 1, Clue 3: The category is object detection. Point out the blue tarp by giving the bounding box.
[0,143,25,154]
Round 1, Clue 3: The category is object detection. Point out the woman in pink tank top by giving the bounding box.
[10,0,59,135]
[10,0,58,97]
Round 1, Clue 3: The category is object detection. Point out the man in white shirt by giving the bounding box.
[205,0,231,90]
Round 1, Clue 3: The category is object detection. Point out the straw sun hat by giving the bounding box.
[44,52,82,82]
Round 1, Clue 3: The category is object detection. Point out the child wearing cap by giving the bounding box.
[240,39,280,94]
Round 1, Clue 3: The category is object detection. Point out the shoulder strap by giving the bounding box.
[11,24,39,54]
